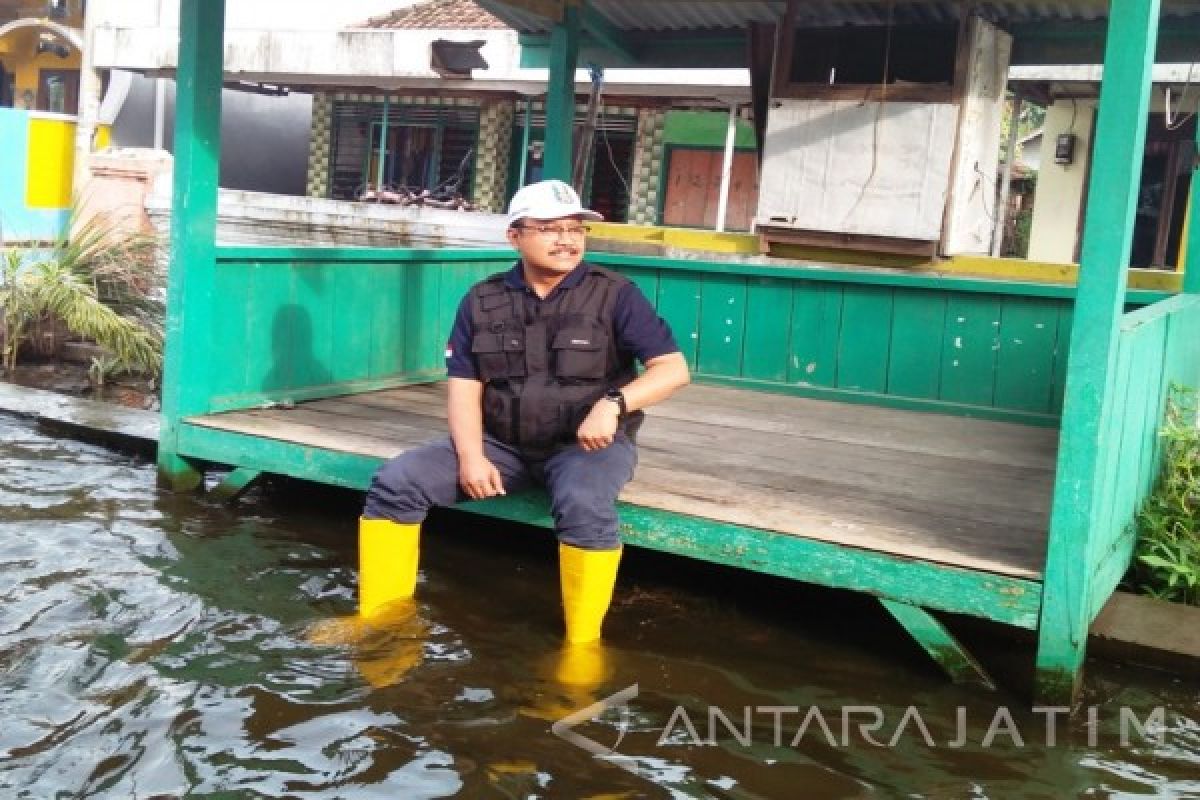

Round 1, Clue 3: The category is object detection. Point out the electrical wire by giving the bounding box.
[843,0,895,224]
[432,147,474,197]
[588,69,634,217]
[1165,60,1199,130]
[599,107,633,208]
[973,160,998,224]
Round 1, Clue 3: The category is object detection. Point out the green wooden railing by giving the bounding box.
[200,246,1168,424]
[1085,294,1200,618]
[205,247,514,412]
[597,253,1165,425]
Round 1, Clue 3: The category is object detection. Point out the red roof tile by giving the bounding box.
[359,0,509,30]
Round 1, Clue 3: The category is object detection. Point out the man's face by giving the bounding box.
[506,215,588,276]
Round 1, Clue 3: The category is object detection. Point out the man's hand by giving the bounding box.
[458,453,506,500]
[576,398,621,451]
[447,377,504,499]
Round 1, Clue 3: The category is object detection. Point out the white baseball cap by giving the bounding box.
[506,179,603,226]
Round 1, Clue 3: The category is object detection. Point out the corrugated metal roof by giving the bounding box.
[479,1,783,33]
[479,0,1200,33]
[599,1,781,31]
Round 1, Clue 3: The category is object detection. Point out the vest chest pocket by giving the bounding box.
[551,328,607,380]
[472,332,526,380]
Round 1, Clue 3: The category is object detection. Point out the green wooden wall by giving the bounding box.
[205,247,513,413]
[198,246,1166,425]
[1084,294,1200,618]
[592,253,1165,426]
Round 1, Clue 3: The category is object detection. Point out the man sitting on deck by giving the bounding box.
[359,179,690,680]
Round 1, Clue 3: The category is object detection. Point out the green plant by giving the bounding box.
[0,249,34,371]
[88,353,122,388]
[1009,175,1037,259]
[999,94,1047,164]
[1130,386,1200,605]
[0,212,163,376]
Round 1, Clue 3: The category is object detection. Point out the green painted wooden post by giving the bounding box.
[1183,120,1200,294]
[543,2,580,182]
[157,0,225,491]
[376,95,390,191]
[209,467,263,503]
[879,599,996,689]
[1036,0,1160,704]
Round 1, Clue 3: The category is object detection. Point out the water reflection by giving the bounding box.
[0,415,1197,798]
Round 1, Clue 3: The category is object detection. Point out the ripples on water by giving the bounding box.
[0,415,1197,798]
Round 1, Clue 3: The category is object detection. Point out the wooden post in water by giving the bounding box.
[543,2,579,182]
[157,0,226,490]
[1037,0,1160,703]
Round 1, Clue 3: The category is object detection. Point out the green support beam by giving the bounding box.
[156,0,225,491]
[879,600,996,689]
[1036,0,1160,705]
[173,422,1044,631]
[1184,121,1200,295]
[518,32,748,69]
[488,0,562,22]
[158,453,205,493]
[471,492,1044,630]
[580,5,635,64]
[542,2,580,181]
[1010,18,1200,65]
[209,467,263,503]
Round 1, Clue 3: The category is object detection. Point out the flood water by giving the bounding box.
[1,414,1198,798]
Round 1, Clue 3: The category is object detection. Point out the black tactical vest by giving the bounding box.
[467,264,641,455]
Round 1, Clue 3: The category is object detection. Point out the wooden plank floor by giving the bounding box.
[187,383,1058,579]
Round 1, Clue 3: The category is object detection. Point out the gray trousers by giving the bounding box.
[363,433,636,550]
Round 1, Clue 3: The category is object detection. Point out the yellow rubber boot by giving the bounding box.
[559,542,622,643]
[555,543,622,688]
[359,517,420,619]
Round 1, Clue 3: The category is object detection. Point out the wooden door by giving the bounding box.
[663,147,759,231]
[723,152,759,231]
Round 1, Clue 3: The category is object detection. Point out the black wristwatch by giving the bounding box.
[603,387,628,418]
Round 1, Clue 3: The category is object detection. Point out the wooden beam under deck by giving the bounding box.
[187,382,1057,582]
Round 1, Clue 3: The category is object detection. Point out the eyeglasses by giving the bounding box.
[513,224,589,238]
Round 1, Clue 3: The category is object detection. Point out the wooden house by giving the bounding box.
[757,13,1009,258]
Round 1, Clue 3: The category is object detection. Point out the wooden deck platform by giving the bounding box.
[188,383,1057,580]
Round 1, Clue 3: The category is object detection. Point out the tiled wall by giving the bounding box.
[327,92,481,107]
[305,93,333,198]
[627,108,667,226]
[473,100,514,213]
